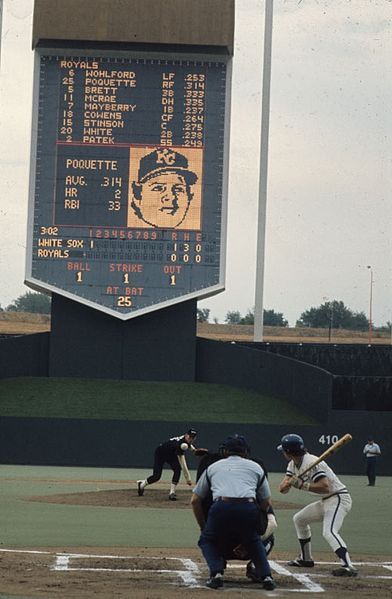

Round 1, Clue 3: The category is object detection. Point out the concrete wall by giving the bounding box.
[33,0,235,53]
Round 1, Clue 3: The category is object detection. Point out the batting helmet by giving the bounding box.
[220,434,250,456]
[277,434,306,454]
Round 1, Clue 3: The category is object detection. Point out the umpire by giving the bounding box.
[191,434,275,590]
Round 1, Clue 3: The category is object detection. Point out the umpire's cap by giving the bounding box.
[187,428,197,437]
[221,434,250,456]
[277,433,305,454]
[137,147,198,185]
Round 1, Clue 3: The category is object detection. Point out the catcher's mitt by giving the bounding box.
[193,448,209,456]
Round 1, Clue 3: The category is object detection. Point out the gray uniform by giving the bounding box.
[194,455,271,501]
[363,441,381,486]
[195,455,272,581]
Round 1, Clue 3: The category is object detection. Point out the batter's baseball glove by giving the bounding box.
[193,447,209,456]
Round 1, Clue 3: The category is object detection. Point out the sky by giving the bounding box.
[0,0,391,327]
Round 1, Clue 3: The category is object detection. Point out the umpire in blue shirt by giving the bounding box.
[191,434,275,590]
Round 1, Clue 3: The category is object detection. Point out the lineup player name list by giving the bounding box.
[35,58,215,308]
[59,59,206,146]
[57,59,206,221]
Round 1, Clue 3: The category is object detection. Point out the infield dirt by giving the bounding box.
[0,546,390,599]
[26,487,303,510]
[2,488,388,598]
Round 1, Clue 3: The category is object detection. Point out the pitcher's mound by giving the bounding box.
[27,487,301,509]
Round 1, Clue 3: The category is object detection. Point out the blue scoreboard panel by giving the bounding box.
[26,51,230,318]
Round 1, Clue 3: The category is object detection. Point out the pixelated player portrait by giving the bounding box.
[127,146,203,229]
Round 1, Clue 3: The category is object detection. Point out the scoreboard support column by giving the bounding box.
[49,294,197,381]
[29,0,234,381]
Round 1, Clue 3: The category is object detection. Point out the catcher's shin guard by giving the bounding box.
[263,534,275,556]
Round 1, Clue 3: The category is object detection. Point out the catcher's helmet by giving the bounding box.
[220,434,250,456]
[277,434,305,454]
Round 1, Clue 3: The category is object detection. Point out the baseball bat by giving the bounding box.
[299,433,352,479]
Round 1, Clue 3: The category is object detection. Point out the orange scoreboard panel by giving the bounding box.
[26,51,231,318]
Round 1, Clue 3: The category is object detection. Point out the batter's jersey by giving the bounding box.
[286,453,348,498]
[193,455,271,502]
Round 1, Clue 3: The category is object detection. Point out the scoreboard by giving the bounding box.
[26,50,231,319]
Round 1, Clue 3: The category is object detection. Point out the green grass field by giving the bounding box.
[1,379,390,567]
[0,465,391,556]
[0,377,316,424]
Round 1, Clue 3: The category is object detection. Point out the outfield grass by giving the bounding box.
[0,377,316,424]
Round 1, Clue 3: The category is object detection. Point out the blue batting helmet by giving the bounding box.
[277,434,305,454]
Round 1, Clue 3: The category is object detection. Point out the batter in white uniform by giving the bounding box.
[277,434,357,577]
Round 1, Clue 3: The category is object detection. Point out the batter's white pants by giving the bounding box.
[293,494,352,552]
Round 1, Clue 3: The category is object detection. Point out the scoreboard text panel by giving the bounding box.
[27,52,229,317]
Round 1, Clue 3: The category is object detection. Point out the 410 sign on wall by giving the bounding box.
[26,50,231,318]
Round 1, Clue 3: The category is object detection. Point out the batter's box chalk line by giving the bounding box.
[51,552,200,586]
[1,549,391,592]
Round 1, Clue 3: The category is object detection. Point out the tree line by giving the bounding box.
[199,300,391,331]
[1,292,390,331]
[0,292,51,314]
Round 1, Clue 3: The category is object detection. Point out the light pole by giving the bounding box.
[367,266,373,344]
[254,0,274,342]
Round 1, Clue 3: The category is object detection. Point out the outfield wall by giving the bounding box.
[0,416,390,475]
[0,333,390,473]
[241,341,392,411]
[0,333,49,378]
[195,338,332,422]
[247,341,392,376]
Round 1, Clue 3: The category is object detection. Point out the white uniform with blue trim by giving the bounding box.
[286,453,352,552]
